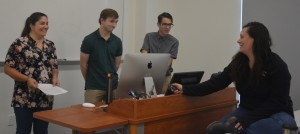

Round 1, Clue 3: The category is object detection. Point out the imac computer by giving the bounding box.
[165,71,204,95]
[116,53,170,99]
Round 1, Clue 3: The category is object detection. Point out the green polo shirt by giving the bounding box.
[81,29,122,90]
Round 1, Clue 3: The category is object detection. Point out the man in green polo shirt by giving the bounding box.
[80,8,122,103]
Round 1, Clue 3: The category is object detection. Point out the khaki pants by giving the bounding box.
[161,75,172,94]
[84,89,116,103]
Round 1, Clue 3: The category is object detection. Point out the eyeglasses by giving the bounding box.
[160,23,174,28]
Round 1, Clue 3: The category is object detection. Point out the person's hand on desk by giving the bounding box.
[171,83,183,94]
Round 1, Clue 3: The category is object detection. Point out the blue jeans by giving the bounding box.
[221,107,297,134]
[14,107,52,134]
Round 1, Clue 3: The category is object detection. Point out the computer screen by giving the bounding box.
[165,71,204,95]
[170,71,204,84]
[116,53,170,99]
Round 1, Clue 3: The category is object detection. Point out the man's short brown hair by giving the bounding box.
[99,8,119,24]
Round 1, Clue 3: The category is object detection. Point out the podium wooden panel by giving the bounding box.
[107,87,237,134]
[34,87,236,134]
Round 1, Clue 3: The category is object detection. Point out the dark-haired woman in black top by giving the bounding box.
[172,22,297,134]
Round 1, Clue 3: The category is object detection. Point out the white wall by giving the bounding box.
[0,67,15,133]
[0,0,124,61]
[0,0,241,133]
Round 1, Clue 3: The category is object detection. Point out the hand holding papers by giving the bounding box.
[38,84,68,95]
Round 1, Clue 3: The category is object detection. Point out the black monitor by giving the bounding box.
[116,53,170,99]
[165,71,204,95]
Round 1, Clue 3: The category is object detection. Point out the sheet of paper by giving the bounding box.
[38,84,68,95]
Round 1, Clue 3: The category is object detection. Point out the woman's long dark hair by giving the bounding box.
[229,22,272,86]
[21,12,47,37]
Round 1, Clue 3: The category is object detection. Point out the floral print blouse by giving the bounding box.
[5,35,58,108]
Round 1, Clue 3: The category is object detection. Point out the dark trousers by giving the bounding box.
[14,107,52,134]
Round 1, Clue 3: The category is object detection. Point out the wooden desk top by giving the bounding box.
[33,105,128,133]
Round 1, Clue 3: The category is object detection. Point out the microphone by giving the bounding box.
[105,73,113,104]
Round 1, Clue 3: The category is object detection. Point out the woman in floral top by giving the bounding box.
[4,12,59,134]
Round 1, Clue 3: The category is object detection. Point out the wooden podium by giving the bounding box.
[34,87,236,134]
[108,87,236,134]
